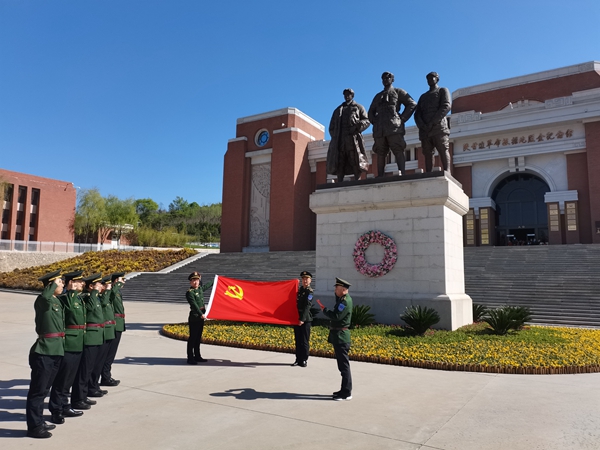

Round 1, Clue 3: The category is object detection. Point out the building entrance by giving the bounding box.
[492,173,550,245]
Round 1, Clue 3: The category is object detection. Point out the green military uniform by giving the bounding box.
[72,274,104,406]
[293,271,314,367]
[324,293,353,345]
[49,270,86,422]
[111,278,126,332]
[101,272,126,386]
[101,287,116,341]
[82,289,105,345]
[186,272,214,363]
[26,271,64,438]
[322,277,353,400]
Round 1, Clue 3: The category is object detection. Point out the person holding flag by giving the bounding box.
[186,271,213,364]
[317,278,353,401]
[291,271,314,367]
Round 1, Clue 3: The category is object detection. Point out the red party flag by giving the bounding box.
[205,275,298,325]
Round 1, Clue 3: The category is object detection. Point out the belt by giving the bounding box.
[115,314,125,318]
[104,320,116,326]
[39,332,65,338]
[330,327,349,331]
[86,323,104,328]
[66,325,85,329]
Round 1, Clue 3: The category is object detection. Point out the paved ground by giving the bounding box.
[2,290,600,450]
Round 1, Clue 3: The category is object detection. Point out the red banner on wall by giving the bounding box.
[205,275,298,325]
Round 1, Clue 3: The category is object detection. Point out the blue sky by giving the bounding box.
[1,0,598,209]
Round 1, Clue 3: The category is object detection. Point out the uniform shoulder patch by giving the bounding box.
[337,303,346,312]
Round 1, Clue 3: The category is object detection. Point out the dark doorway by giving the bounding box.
[492,173,550,246]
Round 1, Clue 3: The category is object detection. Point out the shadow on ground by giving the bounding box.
[210,388,332,401]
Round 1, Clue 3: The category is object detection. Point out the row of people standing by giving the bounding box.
[26,269,126,438]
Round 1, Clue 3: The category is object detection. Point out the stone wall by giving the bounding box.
[0,251,75,273]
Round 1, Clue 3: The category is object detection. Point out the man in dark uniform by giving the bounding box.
[291,271,313,367]
[326,89,370,182]
[414,71,452,174]
[102,271,126,386]
[317,278,353,401]
[89,275,115,396]
[71,273,104,410]
[368,72,417,177]
[186,271,214,364]
[48,270,85,424]
[25,270,64,438]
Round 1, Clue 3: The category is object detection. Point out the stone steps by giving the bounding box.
[121,245,600,327]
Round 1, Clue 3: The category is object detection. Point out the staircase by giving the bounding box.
[122,251,316,304]
[463,245,600,327]
[122,246,600,327]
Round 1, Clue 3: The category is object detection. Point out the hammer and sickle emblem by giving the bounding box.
[224,285,244,300]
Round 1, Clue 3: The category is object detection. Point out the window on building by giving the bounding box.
[2,209,9,224]
[4,184,13,202]
[31,188,40,206]
[18,186,27,204]
[16,211,24,226]
[29,213,37,227]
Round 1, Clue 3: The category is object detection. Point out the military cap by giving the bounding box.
[111,272,126,282]
[300,271,313,278]
[63,269,84,283]
[82,273,102,284]
[381,71,394,79]
[101,275,112,284]
[334,277,351,288]
[342,88,354,96]
[188,271,201,281]
[38,270,62,286]
[426,71,439,78]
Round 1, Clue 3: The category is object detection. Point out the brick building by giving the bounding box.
[1,168,77,243]
[222,61,600,251]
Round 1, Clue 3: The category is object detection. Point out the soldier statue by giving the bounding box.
[414,71,452,173]
[326,88,370,182]
[368,72,416,177]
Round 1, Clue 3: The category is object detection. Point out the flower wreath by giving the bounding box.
[353,230,398,278]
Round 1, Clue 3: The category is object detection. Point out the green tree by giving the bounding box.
[74,188,108,243]
[105,195,138,242]
[134,198,159,225]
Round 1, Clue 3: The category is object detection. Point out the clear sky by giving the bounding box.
[1,0,598,209]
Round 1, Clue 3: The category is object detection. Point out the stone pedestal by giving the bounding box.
[309,173,473,330]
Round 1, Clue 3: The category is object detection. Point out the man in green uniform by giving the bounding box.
[186,271,213,364]
[71,273,104,409]
[291,271,313,367]
[48,270,85,424]
[317,278,353,401]
[26,270,64,438]
[89,275,115,396]
[102,271,126,386]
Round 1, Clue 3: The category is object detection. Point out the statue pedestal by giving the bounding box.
[309,173,473,330]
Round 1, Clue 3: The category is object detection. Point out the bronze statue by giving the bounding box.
[414,72,452,173]
[326,89,370,182]
[368,72,416,177]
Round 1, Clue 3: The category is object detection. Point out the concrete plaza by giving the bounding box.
[1,290,599,450]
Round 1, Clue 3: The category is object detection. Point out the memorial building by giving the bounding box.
[0,168,77,243]
[221,61,600,252]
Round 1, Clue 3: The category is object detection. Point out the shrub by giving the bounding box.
[473,303,489,322]
[351,304,375,329]
[484,306,532,335]
[400,305,440,335]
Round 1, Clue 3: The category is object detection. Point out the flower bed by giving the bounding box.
[0,248,196,290]
[161,321,600,375]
